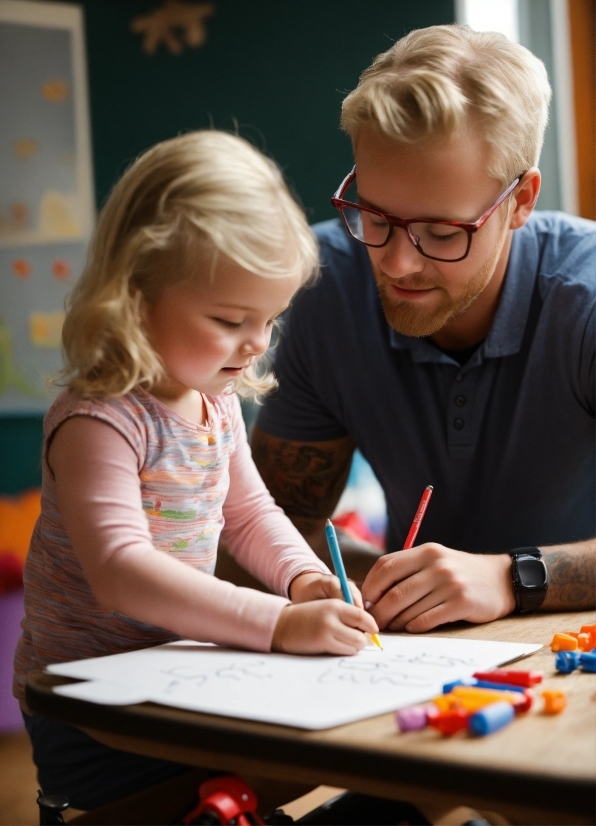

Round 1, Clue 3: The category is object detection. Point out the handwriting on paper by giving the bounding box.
[49,635,542,729]
[317,650,476,688]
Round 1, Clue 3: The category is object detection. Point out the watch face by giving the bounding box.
[517,557,547,588]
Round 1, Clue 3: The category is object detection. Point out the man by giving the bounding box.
[251,24,595,633]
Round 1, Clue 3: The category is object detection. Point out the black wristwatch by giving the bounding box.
[508,547,548,613]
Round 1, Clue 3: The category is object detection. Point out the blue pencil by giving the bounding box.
[325,519,382,650]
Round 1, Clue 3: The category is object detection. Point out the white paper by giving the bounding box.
[48,635,542,730]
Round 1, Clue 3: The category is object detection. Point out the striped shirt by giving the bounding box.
[14,388,328,702]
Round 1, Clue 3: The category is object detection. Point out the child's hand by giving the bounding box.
[271,599,379,655]
[289,571,364,607]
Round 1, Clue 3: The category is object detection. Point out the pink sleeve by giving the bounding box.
[49,416,291,652]
[221,396,331,596]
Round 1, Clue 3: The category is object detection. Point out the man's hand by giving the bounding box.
[361,544,516,633]
[271,599,378,655]
[289,571,363,607]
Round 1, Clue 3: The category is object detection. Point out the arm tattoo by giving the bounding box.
[543,546,596,610]
[251,429,354,521]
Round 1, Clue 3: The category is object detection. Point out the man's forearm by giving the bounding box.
[251,429,355,519]
[540,539,596,610]
[251,427,359,550]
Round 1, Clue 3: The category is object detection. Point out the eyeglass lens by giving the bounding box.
[338,174,470,262]
[341,205,469,261]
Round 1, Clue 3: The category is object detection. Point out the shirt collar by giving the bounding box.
[388,223,539,363]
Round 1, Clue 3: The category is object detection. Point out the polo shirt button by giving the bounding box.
[456,374,463,382]
[453,418,464,430]
[455,395,466,407]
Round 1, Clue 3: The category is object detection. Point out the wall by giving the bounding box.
[569,0,595,219]
[0,0,455,494]
[518,0,560,211]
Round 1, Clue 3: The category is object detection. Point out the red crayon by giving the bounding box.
[428,707,469,736]
[403,485,433,549]
[473,669,543,688]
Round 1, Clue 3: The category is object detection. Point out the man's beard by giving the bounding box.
[374,246,501,338]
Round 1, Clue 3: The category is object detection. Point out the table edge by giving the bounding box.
[25,673,595,819]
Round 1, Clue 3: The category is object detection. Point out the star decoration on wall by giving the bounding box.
[131,1,215,56]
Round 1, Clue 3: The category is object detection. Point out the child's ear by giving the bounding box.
[509,168,541,230]
[132,286,148,316]
[134,290,153,336]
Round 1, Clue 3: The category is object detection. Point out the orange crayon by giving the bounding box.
[432,694,462,713]
[562,631,593,650]
[542,689,566,714]
[580,624,596,649]
[450,686,526,713]
[550,633,579,652]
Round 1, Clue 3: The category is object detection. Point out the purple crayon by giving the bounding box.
[396,705,431,732]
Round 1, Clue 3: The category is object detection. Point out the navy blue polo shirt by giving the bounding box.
[257,212,596,554]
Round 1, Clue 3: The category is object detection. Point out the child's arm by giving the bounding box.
[222,397,342,597]
[49,415,288,652]
[49,415,376,655]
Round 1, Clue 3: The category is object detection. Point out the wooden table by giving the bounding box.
[26,611,596,825]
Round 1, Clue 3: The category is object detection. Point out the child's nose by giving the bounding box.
[241,327,270,356]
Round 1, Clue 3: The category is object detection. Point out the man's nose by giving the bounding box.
[378,226,425,278]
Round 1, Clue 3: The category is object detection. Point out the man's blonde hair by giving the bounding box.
[60,131,318,399]
[341,24,552,185]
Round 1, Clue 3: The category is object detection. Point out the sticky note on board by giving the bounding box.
[39,192,82,238]
[12,258,31,278]
[42,79,69,102]
[13,138,39,159]
[30,312,65,348]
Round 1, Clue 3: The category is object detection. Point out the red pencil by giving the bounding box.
[403,485,433,549]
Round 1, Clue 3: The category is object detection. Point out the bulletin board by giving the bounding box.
[0,0,94,414]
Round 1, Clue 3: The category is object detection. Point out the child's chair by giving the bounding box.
[35,775,437,826]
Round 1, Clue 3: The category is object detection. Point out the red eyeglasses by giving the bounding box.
[331,167,525,262]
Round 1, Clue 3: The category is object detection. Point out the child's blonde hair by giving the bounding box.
[60,130,318,399]
[341,24,552,186]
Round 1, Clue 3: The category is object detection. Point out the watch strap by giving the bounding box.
[509,547,542,559]
[508,547,548,614]
[514,588,547,613]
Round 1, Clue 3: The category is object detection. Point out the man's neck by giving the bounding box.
[430,231,513,350]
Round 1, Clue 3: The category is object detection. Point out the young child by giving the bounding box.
[13,131,378,810]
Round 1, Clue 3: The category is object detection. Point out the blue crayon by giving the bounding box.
[443,677,525,694]
[324,520,353,605]
[555,651,581,674]
[469,701,515,736]
[325,520,383,652]
[579,652,596,673]
[442,678,472,693]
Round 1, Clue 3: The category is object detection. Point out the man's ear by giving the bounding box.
[509,168,541,230]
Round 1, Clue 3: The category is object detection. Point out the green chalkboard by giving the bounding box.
[0,415,44,494]
[0,0,454,493]
[83,0,454,217]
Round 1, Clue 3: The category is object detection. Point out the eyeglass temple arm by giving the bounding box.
[332,166,357,200]
[473,173,526,230]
